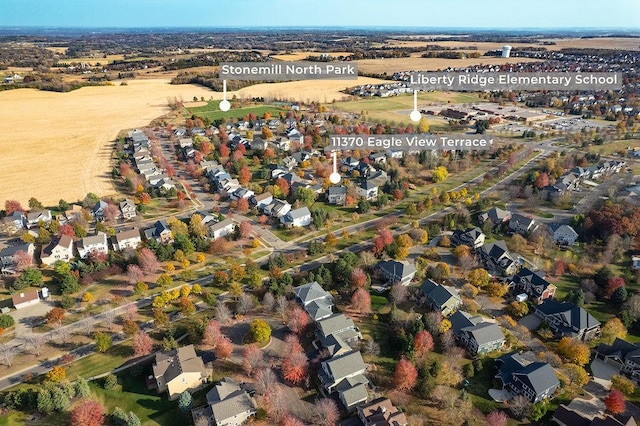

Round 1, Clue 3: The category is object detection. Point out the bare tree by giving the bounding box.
[254,367,277,395]
[215,301,232,325]
[0,345,18,367]
[104,309,116,331]
[390,282,408,304]
[81,316,95,336]
[314,398,339,426]
[361,339,380,357]
[237,293,255,315]
[25,334,46,356]
[264,385,288,422]
[262,292,276,313]
[508,395,532,420]
[125,303,138,321]
[276,295,288,320]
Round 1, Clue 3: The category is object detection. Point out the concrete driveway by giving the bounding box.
[518,314,542,331]
[9,300,53,337]
[590,358,618,388]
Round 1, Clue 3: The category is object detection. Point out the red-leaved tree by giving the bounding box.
[285,306,310,335]
[314,398,339,426]
[70,399,105,426]
[132,331,153,356]
[394,358,418,391]
[214,336,233,359]
[203,320,222,346]
[126,264,144,285]
[604,389,626,415]
[237,198,249,213]
[350,268,368,288]
[138,248,159,275]
[280,415,304,426]
[605,277,626,298]
[485,410,508,426]
[239,221,253,239]
[4,200,24,215]
[413,330,434,359]
[282,351,308,385]
[351,288,372,313]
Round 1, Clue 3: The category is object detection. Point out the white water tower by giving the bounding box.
[502,45,512,58]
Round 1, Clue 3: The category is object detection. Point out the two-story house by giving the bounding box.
[419,279,462,316]
[119,199,137,221]
[495,353,560,403]
[262,199,291,218]
[509,268,556,304]
[112,228,142,251]
[316,313,362,344]
[449,310,505,356]
[149,345,207,400]
[0,243,34,272]
[451,227,486,249]
[249,192,273,210]
[595,338,640,379]
[208,219,236,240]
[357,398,408,426]
[327,186,347,205]
[280,207,311,228]
[479,207,511,228]
[77,233,109,259]
[26,210,52,228]
[358,181,379,202]
[477,240,519,276]
[144,220,173,244]
[293,281,334,322]
[548,223,579,246]
[508,213,537,235]
[534,300,601,341]
[318,350,367,395]
[377,260,417,287]
[41,235,74,266]
[205,377,257,426]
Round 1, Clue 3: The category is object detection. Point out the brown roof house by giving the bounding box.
[40,235,74,266]
[12,289,40,310]
[149,345,208,400]
[357,397,408,426]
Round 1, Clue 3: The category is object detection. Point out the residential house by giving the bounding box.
[150,345,207,400]
[633,256,640,270]
[337,377,369,411]
[178,137,193,149]
[0,243,35,272]
[479,207,511,227]
[205,377,257,426]
[249,192,273,210]
[534,300,601,341]
[316,313,362,344]
[12,289,40,310]
[230,187,255,201]
[91,200,109,222]
[358,180,379,201]
[509,268,556,303]
[595,338,640,379]
[449,310,505,355]
[112,228,142,251]
[119,199,137,221]
[419,279,462,315]
[2,211,25,232]
[509,213,537,235]
[77,233,109,259]
[553,403,637,426]
[357,398,408,426]
[318,350,367,394]
[327,186,347,205]
[549,224,579,246]
[368,152,387,164]
[451,227,486,249]
[251,136,268,151]
[321,334,352,358]
[280,207,311,228]
[377,260,417,286]
[495,353,560,403]
[282,156,298,170]
[262,199,291,218]
[293,281,334,322]
[477,240,519,276]
[274,137,291,151]
[208,219,236,240]
[144,220,173,244]
[385,149,403,159]
[26,210,52,228]
[41,235,74,266]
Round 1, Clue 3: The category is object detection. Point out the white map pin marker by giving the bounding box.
[329,151,341,184]
[410,90,421,122]
[219,79,230,112]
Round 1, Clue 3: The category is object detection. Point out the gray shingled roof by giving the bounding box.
[322,351,366,382]
[316,314,356,338]
[207,378,256,424]
[294,281,332,305]
[462,322,504,346]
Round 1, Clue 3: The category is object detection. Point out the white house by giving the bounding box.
[358,181,379,201]
[26,210,52,228]
[250,192,273,209]
[549,223,579,246]
[113,228,142,251]
[77,233,109,259]
[632,256,640,270]
[208,219,236,240]
[119,199,137,221]
[41,235,74,266]
[12,289,40,310]
[280,207,311,228]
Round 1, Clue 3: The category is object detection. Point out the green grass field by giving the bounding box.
[584,138,640,156]
[187,102,284,122]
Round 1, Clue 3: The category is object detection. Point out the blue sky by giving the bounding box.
[2,0,639,29]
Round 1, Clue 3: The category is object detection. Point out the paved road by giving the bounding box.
[584,380,640,420]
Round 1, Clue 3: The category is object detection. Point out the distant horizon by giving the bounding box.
[2,0,639,31]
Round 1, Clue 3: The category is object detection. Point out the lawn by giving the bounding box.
[583,138,640,156]
[65,343,134,380]
[187,102,284,122]
[370,294,389,312]
[465,356,501,414]
[88,368,185,426]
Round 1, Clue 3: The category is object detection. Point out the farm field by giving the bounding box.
[271,51,351,60]
[0,79,215,206]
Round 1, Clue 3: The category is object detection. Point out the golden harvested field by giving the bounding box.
[356,57,542,74]
[0,79,215,206]
[230,76,389,103]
